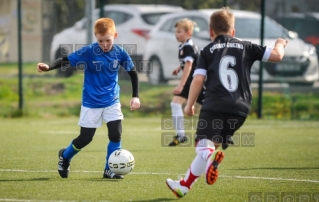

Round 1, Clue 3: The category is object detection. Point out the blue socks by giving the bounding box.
[62,140,121,171]
[105,141,121,170]
[62,142,81,161]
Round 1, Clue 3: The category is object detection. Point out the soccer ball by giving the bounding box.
[108,149,135,175]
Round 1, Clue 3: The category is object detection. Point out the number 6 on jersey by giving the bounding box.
[219,56,238,92]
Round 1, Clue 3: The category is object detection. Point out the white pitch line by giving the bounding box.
[0,199,76,202]
[0,199,112,202]
[1,169,319,183]
[219,175,319,183]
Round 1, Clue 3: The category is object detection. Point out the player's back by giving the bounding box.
[199,34,266,117]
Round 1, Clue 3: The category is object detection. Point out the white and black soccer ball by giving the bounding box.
[108,149,135,175]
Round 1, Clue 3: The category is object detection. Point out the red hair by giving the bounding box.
[94,18,116,35]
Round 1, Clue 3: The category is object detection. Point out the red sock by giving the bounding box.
[180,169,199,189]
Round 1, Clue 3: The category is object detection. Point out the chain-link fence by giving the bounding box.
[0,0,319,119]
[1,0,319,63]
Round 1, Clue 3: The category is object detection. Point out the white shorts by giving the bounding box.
[78,103,124,128]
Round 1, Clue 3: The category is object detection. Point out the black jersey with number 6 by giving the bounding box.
[196,34,272,117]
[178,38,199,83]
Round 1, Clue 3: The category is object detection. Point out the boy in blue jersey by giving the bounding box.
[37,18,140,179]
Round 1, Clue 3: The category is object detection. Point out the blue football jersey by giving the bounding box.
[67,43,134,108]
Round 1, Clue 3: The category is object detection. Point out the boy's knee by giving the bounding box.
[73,127,96,149]
[107,120,122,142]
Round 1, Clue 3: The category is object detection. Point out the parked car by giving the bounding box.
[50,4,184,77]
[274,12,319,58]
[143,9,319,86]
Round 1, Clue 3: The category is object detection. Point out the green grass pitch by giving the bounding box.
[0,117,319,201]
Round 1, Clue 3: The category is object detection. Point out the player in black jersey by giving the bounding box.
[168,18,205,147]
[166,8,288,198]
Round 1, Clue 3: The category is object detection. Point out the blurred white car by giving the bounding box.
[50,4,183,77]
[274,12,319,58]
[143,9,319,86]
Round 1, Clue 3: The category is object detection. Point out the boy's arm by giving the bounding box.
[184,74,205,116]
[127,68,140,111]
[173,62,192,94]
[178,61,192,87]
[127,68,139,98]
[37,57,70,72]
[172,66,181,76]
[188,74,205,105]
[268,38,288,62]
[49,57,70,70]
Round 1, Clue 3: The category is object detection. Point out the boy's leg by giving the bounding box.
[169,96,187,146]
[166,139,208,198]
[166,139,219,198]
[192,138,224,186]
[204,112,245,185]
[166,110,222,198]
[58,106,102,178]
[102,103,124,179]
[181,155,206,188]
[103,120,123,179]
[58,127,96,178]
[63,127,97,159]
[166,154,205,198]
[204,145,225,185]
[195,111,225,185]
[221,113,246,150]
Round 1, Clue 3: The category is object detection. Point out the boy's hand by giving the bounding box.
[173,84,183,95]
[37,63,49,72]
[184,104,195,116]
[130,97,140,111]
[275,38,289,48]
[172,67,181,76]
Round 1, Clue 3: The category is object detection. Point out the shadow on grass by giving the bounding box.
[0,178,50,182]
[124,198,175,202]
[87,178,123,182]
[81,149,156,153]
[228,167,319,170]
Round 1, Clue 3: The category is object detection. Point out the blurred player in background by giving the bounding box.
[169,18,205,147]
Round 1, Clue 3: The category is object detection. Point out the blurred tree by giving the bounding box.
[183,0,224,9]
[54,0,85,32]
[100,0,261,11]
[235,0,260,11]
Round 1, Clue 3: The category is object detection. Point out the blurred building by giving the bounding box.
[0,0,319,63]
[267,0,319,16]
[0,0,42,63]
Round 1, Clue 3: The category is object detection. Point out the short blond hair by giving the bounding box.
[174,18,196,34]
[94,18,116,35]
[210,7,234,35]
